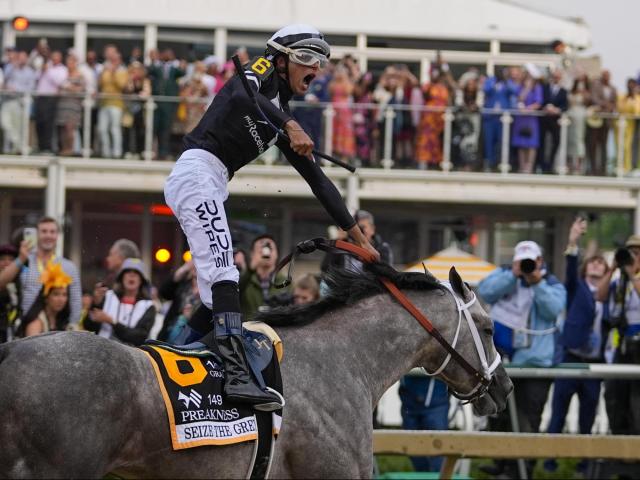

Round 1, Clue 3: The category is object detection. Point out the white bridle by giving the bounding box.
[422,282,502,402]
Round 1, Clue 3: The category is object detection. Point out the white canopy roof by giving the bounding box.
[0,0,590,48]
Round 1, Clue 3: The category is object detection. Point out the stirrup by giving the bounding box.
[252,388,285,412]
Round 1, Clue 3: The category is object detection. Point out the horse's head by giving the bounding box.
[417,267,513,416]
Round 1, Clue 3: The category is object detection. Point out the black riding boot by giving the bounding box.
[214,311,281,411]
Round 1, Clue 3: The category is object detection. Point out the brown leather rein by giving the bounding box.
[273,238,492,396]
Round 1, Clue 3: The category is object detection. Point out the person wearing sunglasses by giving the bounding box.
[164,24,380,411]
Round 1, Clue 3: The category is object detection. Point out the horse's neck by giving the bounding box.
[280,291,443,406]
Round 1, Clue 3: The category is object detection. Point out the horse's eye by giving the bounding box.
[484,328,494,336]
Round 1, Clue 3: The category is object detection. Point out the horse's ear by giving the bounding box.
[449,267,468,298]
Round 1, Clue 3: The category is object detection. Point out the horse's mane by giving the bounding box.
[255,262,444,327]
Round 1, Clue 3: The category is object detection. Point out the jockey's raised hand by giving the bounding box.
[348,224,381,262]
[284,120,314,157]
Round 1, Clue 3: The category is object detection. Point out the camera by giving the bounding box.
[520,259,536,275]
[615,247,634,268]
[260,241,272,260]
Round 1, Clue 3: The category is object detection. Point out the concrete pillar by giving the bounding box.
[214,27,227,63]
[45,159,66,257]
[472,215,490,261]
[346,174,359,214]
[356,33,367,73]
[141,203,152,279]
[420,58,430,85]
[73,22,87,61]
[0,194,11,243]
[2,21,16,50]
[70,200,82,270]
[144,24,158,62]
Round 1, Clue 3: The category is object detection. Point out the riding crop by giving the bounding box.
[231,55,356,173]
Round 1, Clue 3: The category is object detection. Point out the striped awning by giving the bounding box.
[405,246,497,286]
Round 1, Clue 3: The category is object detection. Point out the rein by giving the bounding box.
[274,238,493,398]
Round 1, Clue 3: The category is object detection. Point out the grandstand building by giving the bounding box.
[2,0,632,286]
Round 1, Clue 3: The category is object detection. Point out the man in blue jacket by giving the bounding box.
[544,217,608,473]
[478,240,566,477]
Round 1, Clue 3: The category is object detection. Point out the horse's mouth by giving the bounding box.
[471,393,498,416]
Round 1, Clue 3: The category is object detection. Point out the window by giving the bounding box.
[15,22,74,54]
[367,36,490,53]
[158,27,214,61]
[87,24,144,61]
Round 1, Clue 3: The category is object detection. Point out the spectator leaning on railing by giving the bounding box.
[147,48,185,160]
[34,50,68,154]
[567,75,591,174]
[1,49,37,154]
[538,69,568,173]
[55,52,86,156]
[98,48,128,158]
[617,78,640,172]
[481,68,516,172]
[587,70,617,176]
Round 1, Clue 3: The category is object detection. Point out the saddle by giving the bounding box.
[140,321,283,479]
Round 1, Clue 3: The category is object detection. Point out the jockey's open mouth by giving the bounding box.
[303,73,316,88]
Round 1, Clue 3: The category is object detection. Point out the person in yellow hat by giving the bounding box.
[19,260,72,336]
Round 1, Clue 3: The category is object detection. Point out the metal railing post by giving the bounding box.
[381,106,395,169]
[617,114,626,177]
[20,91,32,156]
[499,111,512,174]
[82,92,94,159]
[557,113,570,175]
[144,97,156,162]
[322,104,335,165]
[442,108,454,172]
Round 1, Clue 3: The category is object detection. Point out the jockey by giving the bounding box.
[164,24,380,411]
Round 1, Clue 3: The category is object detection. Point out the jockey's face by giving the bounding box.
[281,56,320,95]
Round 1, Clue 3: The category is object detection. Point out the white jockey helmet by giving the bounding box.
[266,24,330,68]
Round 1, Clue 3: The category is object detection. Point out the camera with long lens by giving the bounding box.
[520,258,536,275]
[615,247,634,268]
[260,241,272,260]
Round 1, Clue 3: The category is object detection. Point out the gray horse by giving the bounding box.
[0,265,511,478]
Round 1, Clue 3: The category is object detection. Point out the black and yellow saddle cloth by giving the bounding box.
[140,320,284,472]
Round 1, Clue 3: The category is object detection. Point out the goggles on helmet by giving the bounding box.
[267,40,329,68]
[288,48,329,68]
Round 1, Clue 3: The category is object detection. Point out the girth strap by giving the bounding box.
[272,238,490,388]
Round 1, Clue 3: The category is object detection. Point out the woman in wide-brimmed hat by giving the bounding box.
[84,258,155,346]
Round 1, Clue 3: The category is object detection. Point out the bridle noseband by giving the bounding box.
[274,238,501,404]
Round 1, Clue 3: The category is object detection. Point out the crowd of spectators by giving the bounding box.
[1,209,640,477]
[0,38,639,175]
[476,219,640,478]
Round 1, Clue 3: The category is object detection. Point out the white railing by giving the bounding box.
[0,89,636,178]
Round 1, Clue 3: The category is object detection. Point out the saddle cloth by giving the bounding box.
[140,321,283,455]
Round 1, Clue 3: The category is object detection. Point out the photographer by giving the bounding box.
[239,234,290,320]
[478,241,566,478]
[596,235,640,435]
